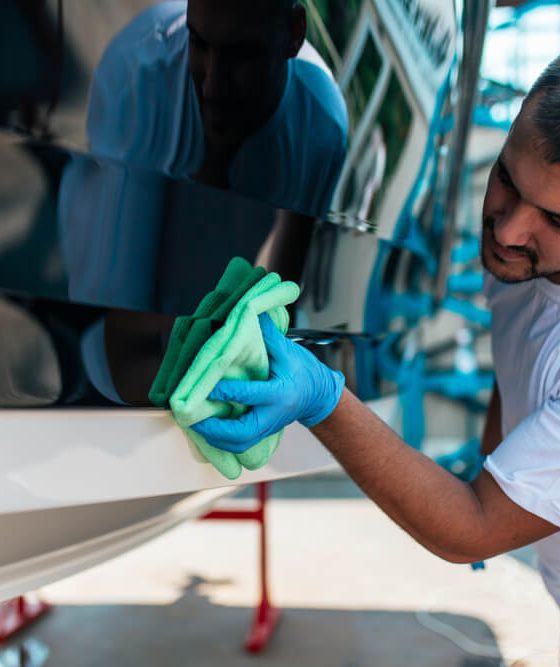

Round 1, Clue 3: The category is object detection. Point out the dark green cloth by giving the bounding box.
[149,257,266,407]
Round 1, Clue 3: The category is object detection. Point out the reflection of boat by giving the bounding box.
[0,0,489,598]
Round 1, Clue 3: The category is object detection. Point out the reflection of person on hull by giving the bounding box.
[65,0,348,405]
[87,0,348,216]
[193,56,560,630]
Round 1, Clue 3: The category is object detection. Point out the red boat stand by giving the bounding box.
[0,597,50,643]
[202,481,281,653]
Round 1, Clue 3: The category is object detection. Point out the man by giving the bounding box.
[193,57,560,612]
[86,0,348,216]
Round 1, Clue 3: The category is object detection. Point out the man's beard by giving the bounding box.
[480,216,543,283]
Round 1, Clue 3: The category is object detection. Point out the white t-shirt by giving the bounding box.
[483,271,560,604]
[86,0,348,218]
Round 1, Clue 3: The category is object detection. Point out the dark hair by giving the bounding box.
[524,56,560,163]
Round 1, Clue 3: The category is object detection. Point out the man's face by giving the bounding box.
[481,104,560,284]
[187,0,292,149]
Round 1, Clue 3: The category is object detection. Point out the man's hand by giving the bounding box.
[191,313,345,452]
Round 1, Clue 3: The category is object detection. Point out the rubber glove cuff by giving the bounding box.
[298,369,346,428]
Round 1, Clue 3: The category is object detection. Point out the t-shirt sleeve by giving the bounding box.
[86,1,187,163]
[59,153,166,310]
[484,396,560,527]
[86,7,155,158]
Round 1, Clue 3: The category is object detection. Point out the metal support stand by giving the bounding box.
[0,597,50,643]
[202,481,281,653]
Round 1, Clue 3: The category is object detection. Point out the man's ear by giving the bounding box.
[287,4,307,58]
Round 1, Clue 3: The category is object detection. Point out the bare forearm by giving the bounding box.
[312,389,493,562]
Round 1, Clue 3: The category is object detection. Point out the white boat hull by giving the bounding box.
[0,409,338,599]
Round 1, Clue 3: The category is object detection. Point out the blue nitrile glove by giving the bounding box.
[191,313,345,453]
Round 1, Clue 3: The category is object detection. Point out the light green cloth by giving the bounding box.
[170,272,300,480]
[149,258,266,407]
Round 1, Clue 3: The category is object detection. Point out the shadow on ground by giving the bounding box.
[1,575,512,667]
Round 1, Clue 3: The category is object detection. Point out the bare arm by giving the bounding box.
[312,388,557,563]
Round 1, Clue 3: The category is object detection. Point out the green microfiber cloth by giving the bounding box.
[149,257,266,407]
[170,272,300,480]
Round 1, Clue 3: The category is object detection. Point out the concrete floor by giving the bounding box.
[2,476,558,667]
